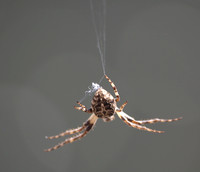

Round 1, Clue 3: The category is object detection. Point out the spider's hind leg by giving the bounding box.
[136,117,182,125]
[46,102,92,140]
[116,110,164,133]
[116,102,142,126]
[45,125,86,140]
[44,114,98,152]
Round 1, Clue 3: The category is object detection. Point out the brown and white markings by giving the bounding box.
[44,75,182,152]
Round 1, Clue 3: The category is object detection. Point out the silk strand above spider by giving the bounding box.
[44,75,182,152]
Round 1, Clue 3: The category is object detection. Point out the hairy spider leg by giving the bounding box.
[117,101,142,125]
[104,74,120,102]
[44,114,98,152]
[117,101,182,126]
[45,131,88,152]
[119,101,128,111]
[116,110,164,133]
[45,126,86,140]
[74,101,92,113]
[136,117,183,125]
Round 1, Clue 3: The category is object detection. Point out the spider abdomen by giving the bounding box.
[91,88,116,121]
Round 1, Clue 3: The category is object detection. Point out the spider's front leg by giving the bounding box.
[74,101,92,113]
[104,74,120,102]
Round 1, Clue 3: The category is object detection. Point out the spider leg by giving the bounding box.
[74,101,92,113]
[136,117,182,125]
[117,104,182,126]
[104,74,120,102]
[44,131,88,152]
[45,126,86,139]
[46,102,93,140]
[44,114,98,152]
[119,101,128,111]
[116,105,142,125]
[116,110,164,133]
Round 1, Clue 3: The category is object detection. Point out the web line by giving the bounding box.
[79,0,107,103]
[90,0,106,79]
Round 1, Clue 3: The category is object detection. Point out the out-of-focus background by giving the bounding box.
[0,0,200,172]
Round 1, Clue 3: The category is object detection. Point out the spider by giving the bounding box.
[44,75,182,152]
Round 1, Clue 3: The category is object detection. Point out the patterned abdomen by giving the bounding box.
[91,88,116,121]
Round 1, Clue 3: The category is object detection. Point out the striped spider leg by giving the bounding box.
[115,101,182,133]
[44,113,98,152]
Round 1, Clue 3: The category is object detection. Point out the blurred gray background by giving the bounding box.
[0,0,200,172]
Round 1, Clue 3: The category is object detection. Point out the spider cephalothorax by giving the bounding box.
[45,75,182,152]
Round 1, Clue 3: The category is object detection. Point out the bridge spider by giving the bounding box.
[44,75,182,152]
